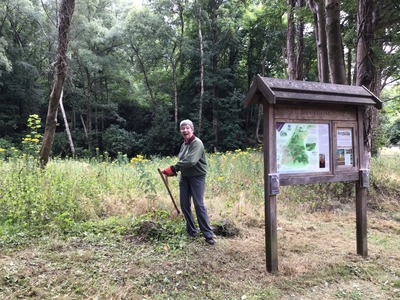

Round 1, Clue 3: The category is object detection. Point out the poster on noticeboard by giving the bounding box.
[276,122,330,174]
[336,128,353,166]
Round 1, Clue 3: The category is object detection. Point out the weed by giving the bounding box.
[393,280,400,288]
[335,288,363,300]
[131,211,188,251]
[21,114,42,157]
[0,147,399,299]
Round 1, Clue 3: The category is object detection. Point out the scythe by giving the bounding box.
[157,168,180,214]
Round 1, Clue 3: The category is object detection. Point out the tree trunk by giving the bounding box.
[129,41,157,107]
[325,0,346,84]
[173,61,178,127]
[59,90,76,158]
[347,47,353,85]
[198,8,204,137]
[211,0,220,150]
[84,71,92,150]
[356,0,374,88]
[287,0,297,80]
[356,0,377,168]
[296,0,305,80]
[40,0,75,167]
[307,0,329,82]
[80,113,89,142]
[175,1,185,128]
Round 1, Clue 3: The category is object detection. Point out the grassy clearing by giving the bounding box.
[0,149,399,299]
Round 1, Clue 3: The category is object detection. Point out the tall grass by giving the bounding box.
[370,154,400,191]
[0,148,398,233]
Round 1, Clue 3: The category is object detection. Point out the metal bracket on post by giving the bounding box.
[359,169,369,188]
[268,173,280,195]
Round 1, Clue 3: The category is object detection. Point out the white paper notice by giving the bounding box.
[337,129,353,166]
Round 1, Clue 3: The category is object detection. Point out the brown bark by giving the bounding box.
[287,0,297,80]
[198,9,204,137]
[356,0,378,167]
[211,0,220,150]
[173,61,178,127]
[356,0,374,89]
[129,41,156,107]
[325,0,346,84]
[347,47,353,85]
[40,0,75,167]
[296,0,305,80]
[307,0,329,82]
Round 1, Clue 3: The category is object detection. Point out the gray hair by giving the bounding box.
[180,119,194,130]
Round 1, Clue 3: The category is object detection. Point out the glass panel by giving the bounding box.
[276,122,330,174]
[336,128,353,166]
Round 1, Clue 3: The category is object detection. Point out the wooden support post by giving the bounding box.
[264,102,278,273]
[355,181,368,257]
[356,107,368,257]
[265,193,278,272]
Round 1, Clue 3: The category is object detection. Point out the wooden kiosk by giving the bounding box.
[244,76,382,273]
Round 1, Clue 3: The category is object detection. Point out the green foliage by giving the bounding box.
[370,152,400,194]
[21,114,42,156]
[0,0,399,260]
[0,138,17,160]
[0,0,396,158]
[0,104,19,138]
[281,181,355,212]
[144,109,181,156]
[0,158,84,227]
[387,120,400,145]
[0,37,12,77]
[102,124,145,157]
[132,210,188,251]
[380,85,400,146]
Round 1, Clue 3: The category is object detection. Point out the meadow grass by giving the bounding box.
[0,148,398,233]
[0,149,399,299]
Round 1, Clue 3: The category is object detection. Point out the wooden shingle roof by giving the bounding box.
[244,75,382,109]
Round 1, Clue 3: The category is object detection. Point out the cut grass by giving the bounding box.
[1,198,399,300]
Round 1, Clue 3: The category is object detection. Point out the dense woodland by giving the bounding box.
[0,0,399,159]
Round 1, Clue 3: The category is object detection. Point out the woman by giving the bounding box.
[162,119,215,245]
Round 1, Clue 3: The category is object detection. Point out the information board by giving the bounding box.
[276,122,330,174]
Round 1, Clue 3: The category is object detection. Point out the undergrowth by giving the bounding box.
[0,148,399,242]
[0,148,399,299]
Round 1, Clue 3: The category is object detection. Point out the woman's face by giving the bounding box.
[180,124,194,140]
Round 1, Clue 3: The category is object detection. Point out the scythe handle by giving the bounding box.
[157,168,180,214]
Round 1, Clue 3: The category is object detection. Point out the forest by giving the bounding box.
[1,1,400,298]
[0,0,399,159]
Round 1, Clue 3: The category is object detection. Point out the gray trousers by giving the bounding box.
[179,175,213,239]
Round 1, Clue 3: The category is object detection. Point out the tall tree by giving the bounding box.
[325,0,346,84]
[210,0,222,150]
[287,0,297,80]
[356,0,375,89]
[307,0,329,82]
[198,6,205,136]
[356,0,377,166]
[40,0,75,166]
[59,89,76,157]
[287,0,305,80]
[295,0,305,80]
[150,0,187,128]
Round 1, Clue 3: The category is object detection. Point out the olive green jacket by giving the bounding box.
[173,137,207,177]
